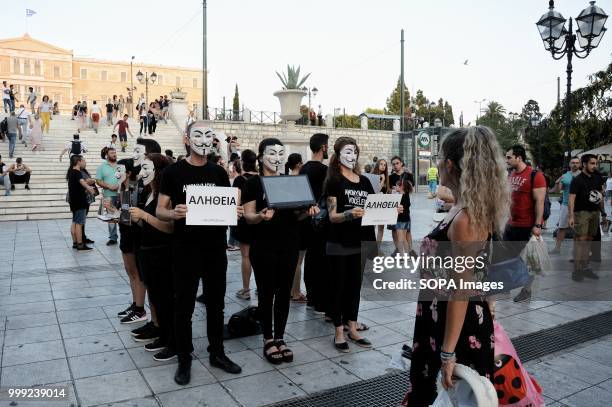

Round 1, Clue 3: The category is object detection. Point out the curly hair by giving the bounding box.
[325,136,360,185]
[440,126,509,234]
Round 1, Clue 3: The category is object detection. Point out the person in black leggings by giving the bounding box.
[243,138,318,365]
[129,153,176,361]
[324,136,402,353]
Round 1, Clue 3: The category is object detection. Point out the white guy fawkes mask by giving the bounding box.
[115,165,127,184]
[339,145,357,169]
[133,144,146,167]
[188,124,215,156]
[262,144,286,173]
[139,159,155,187]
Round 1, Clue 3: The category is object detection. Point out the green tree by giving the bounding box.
[386,77,410,115]
[483,101,506,119]
[232,84,240,120]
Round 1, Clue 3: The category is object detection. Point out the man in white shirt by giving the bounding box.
[90,100,102,133]
[15,104,31,147]
[27,87,37,114]
[2,81,11,113]
[59,134,88,162]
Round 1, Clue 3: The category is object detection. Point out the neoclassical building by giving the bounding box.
[0,34,202,113]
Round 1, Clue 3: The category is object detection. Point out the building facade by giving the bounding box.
[0,34,202,114]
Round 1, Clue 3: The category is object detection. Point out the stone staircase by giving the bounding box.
[0,114,185,221]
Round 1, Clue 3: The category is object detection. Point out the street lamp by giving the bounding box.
[473,98,486,122]
[302,86,318,111]
[136,70,157,107]
[536,0,607,169]
[529,113,543,168]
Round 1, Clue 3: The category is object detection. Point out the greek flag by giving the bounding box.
[26,9,37,17]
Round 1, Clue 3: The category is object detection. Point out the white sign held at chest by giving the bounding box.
[186,186,238,226]
[361,193,402,226]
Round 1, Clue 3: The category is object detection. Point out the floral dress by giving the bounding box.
[402,210,495,407]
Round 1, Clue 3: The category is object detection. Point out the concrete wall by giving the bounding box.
[196,120,397,164]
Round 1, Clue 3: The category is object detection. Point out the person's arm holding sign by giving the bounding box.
[157,193,186,221]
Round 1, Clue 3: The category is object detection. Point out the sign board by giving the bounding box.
[417,131,431,149]
[361,193,403,226]
[186,186,238,226]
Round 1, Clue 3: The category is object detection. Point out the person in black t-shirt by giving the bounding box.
[299,133,329,312]
[568,154,607,281]
[105,99,114,125]
[233,149,258,300]
[243,138,319,365]
[66,155,94,250]
[128,154,177,362]
[391,173,416,256]
[389,156,414,192]
[157,122,243,384]
[324,137,403,353]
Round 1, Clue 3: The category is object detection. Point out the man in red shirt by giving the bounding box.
[113,114,133,152]
[504,145,546,302]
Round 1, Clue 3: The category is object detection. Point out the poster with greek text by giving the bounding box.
[186,186,238,226]
[361,193,402,226]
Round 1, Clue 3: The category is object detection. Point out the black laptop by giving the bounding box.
[260,175,316,209]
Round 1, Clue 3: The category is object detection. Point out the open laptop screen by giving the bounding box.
[261,175,316,209]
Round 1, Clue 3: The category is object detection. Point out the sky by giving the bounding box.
[6,0,612,124]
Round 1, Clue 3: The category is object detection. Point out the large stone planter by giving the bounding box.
[273,89,306,122]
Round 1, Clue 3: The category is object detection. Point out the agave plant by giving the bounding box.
[275,65,311,90]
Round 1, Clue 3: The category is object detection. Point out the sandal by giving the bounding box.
[275,339,293,363]
[263,341,283,365]
[347,332,372,348]
[235,288,251,300]
[291,293,307,303]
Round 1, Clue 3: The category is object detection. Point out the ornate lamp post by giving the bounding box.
[302,86,318,113]
[536,0,607,168]
[136,70,157,107]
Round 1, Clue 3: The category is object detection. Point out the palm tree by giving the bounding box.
[484,101,506,119]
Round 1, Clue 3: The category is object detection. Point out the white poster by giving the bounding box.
[186,186,238,226]
[361,193,402,226]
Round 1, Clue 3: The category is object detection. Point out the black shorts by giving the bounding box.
[119,223,136,254]
[119,133,127,142]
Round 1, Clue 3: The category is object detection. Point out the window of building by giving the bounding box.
[24,59,31,76]
[54,66,60,80]
[80,68,87,80]
[193,78,198,88]
[176,76,181,87]
[101,70,108,81]
[35,60,42,76]
[121,72,127,83]
[13,58,20,74]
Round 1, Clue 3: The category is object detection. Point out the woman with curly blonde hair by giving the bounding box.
[403,126,510,406]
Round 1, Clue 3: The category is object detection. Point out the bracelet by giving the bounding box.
[440,351,456,363]
[343,211,353,221]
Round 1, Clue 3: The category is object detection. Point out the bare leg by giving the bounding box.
[122,253,145,307]
[291,250,306,298]
[240,243,252,291]
[555,228,566,251]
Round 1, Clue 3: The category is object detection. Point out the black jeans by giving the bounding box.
[328,253,362,327]
[138,246,175,350]
[303,231,328,311]
[139,116,148,134]
[501,224,532,260]
[250,244,298,340]
[148,118,156,134]
[9,172,30,185]
[172,244,227,357]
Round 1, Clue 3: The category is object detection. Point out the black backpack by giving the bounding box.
[70,140,82,156]
[0,117,7,134]
[530,170,551,221]
[227,306,261,338]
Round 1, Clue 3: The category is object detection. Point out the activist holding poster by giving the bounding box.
[242,138,319,365]
[324,137,403,353]
[156,122,244,385]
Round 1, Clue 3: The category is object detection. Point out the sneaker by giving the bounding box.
[117,303,135,318]
[235,288,251,300]
[72,242,78,249]
[174,355,192,385]
[76,244,93,251]
[513,288,531,303]
[144,338,166,352]
[210,353,242,374]
[582,269,599,280]
[572,272,584,282]
[107,240,118,246]
[84,238,95,244]
[134,325,160,342]
[130,321,154,337]
[10,185,15,190]
[121,309,147,324]
[24,184,30,190]
[154,348,177,361]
